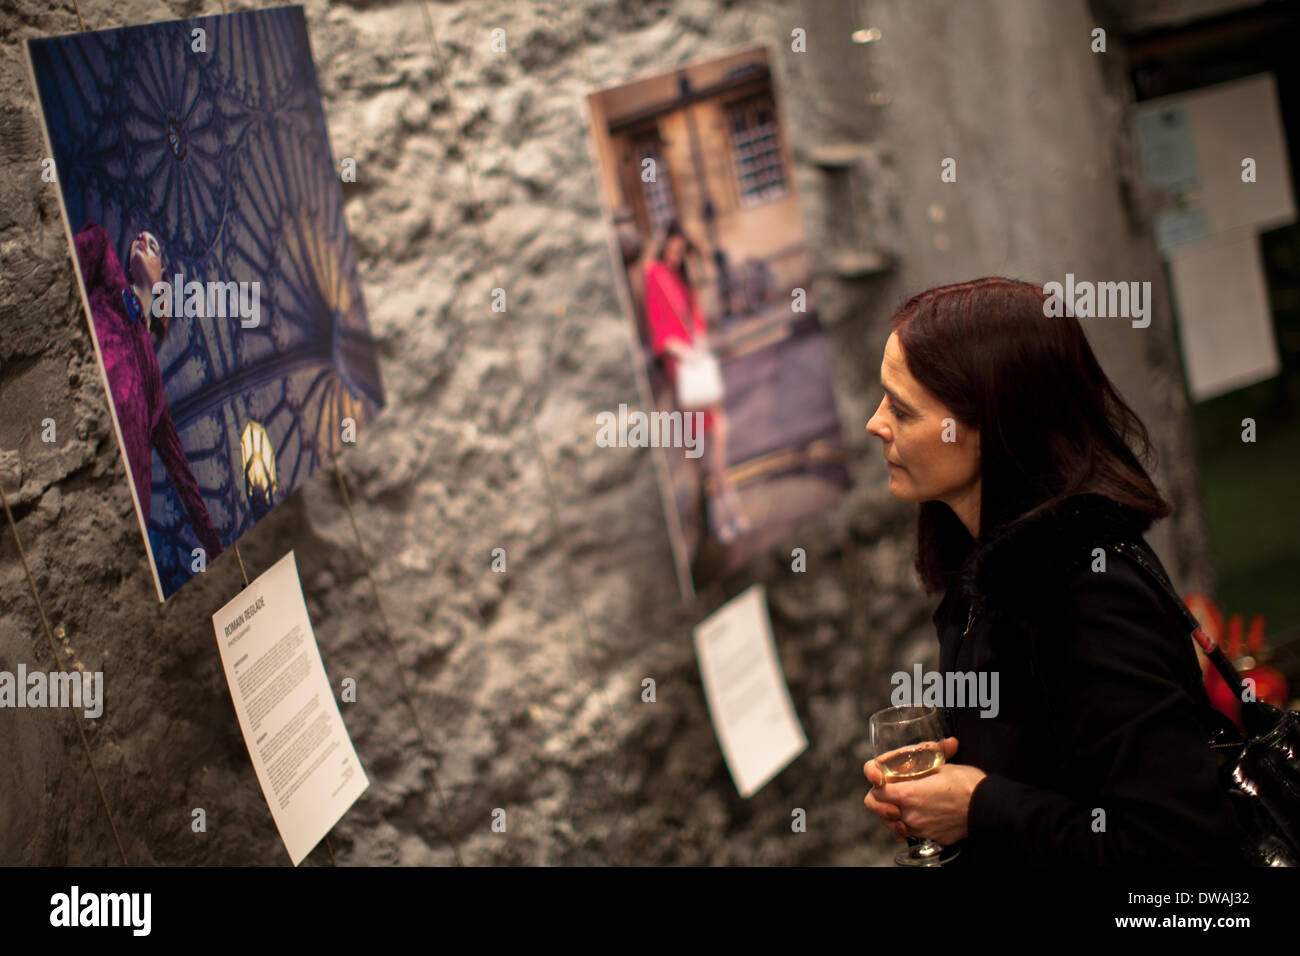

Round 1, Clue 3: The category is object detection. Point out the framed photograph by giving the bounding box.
[584,43,851,597]
[26,6,385,600]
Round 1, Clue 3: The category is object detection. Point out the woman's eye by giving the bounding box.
[890,403,907,419]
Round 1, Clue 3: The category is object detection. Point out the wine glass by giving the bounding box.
[869,705,959,866]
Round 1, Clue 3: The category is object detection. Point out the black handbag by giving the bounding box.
[1109,540,1300,866]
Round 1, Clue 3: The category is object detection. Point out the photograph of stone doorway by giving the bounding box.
[585,43,851,597]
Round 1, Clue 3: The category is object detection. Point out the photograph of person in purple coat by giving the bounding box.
[28,8,385,600]
[74,221,223,563]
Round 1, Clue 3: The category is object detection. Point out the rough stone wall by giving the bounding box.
[0,0,1217,866]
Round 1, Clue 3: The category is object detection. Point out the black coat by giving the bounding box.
[931,492,1249,865]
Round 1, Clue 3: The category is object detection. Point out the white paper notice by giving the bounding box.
[694,585,807,798]
[1168,227,1280,401]
[211,551,368,865]
[1135,73,1296,251]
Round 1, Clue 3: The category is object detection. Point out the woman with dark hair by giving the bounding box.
[643,218,750,544]
[74,222,223,563]
[860,276,1247,865]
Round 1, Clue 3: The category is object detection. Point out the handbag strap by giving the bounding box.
[1105,540,1250,731]
[1105,541,1202,635]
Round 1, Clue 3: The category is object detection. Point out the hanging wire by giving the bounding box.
[332,460,464,866]
[1,484,128,864]
[415,0,636,820]
[556,0,772,822]
[227,536,338,865]
[0,0,145,868]
[411,0,771,852]
[232,541,249,587]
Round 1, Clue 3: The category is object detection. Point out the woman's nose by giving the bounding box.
[866,400,888,439]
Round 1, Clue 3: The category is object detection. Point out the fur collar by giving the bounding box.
[955,492,1154,623]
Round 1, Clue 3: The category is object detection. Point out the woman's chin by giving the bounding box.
[887,473,917,500]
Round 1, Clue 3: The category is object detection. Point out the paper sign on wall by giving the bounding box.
[211,551,367,865]
[1168,228,1281,401]
[694,584,806,798]
[1135,73,1296,253]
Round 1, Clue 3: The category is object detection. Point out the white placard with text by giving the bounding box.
[211,551,367,865]
[694,584,807,798]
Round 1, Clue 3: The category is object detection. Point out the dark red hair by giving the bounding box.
[889,276,1171,594]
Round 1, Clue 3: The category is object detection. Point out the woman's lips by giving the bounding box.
[887,460,903,469]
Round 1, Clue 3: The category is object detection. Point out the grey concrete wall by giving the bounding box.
[0,0,1220,865]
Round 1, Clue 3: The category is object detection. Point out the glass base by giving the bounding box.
[894,840,960,867]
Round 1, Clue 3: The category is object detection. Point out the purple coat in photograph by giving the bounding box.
[74,223,223,560]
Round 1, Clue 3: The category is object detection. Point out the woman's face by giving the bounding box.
[128,231,163,289]
[866,331,980,506]
[663,235,686,267]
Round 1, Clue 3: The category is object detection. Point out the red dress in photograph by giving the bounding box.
[643,258,715,433]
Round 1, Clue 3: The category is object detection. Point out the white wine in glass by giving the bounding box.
[869,705,959,866]
[878,745,945,782]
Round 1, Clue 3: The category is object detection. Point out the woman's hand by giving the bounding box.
[664,338,693,360]
[863,737,986,845]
